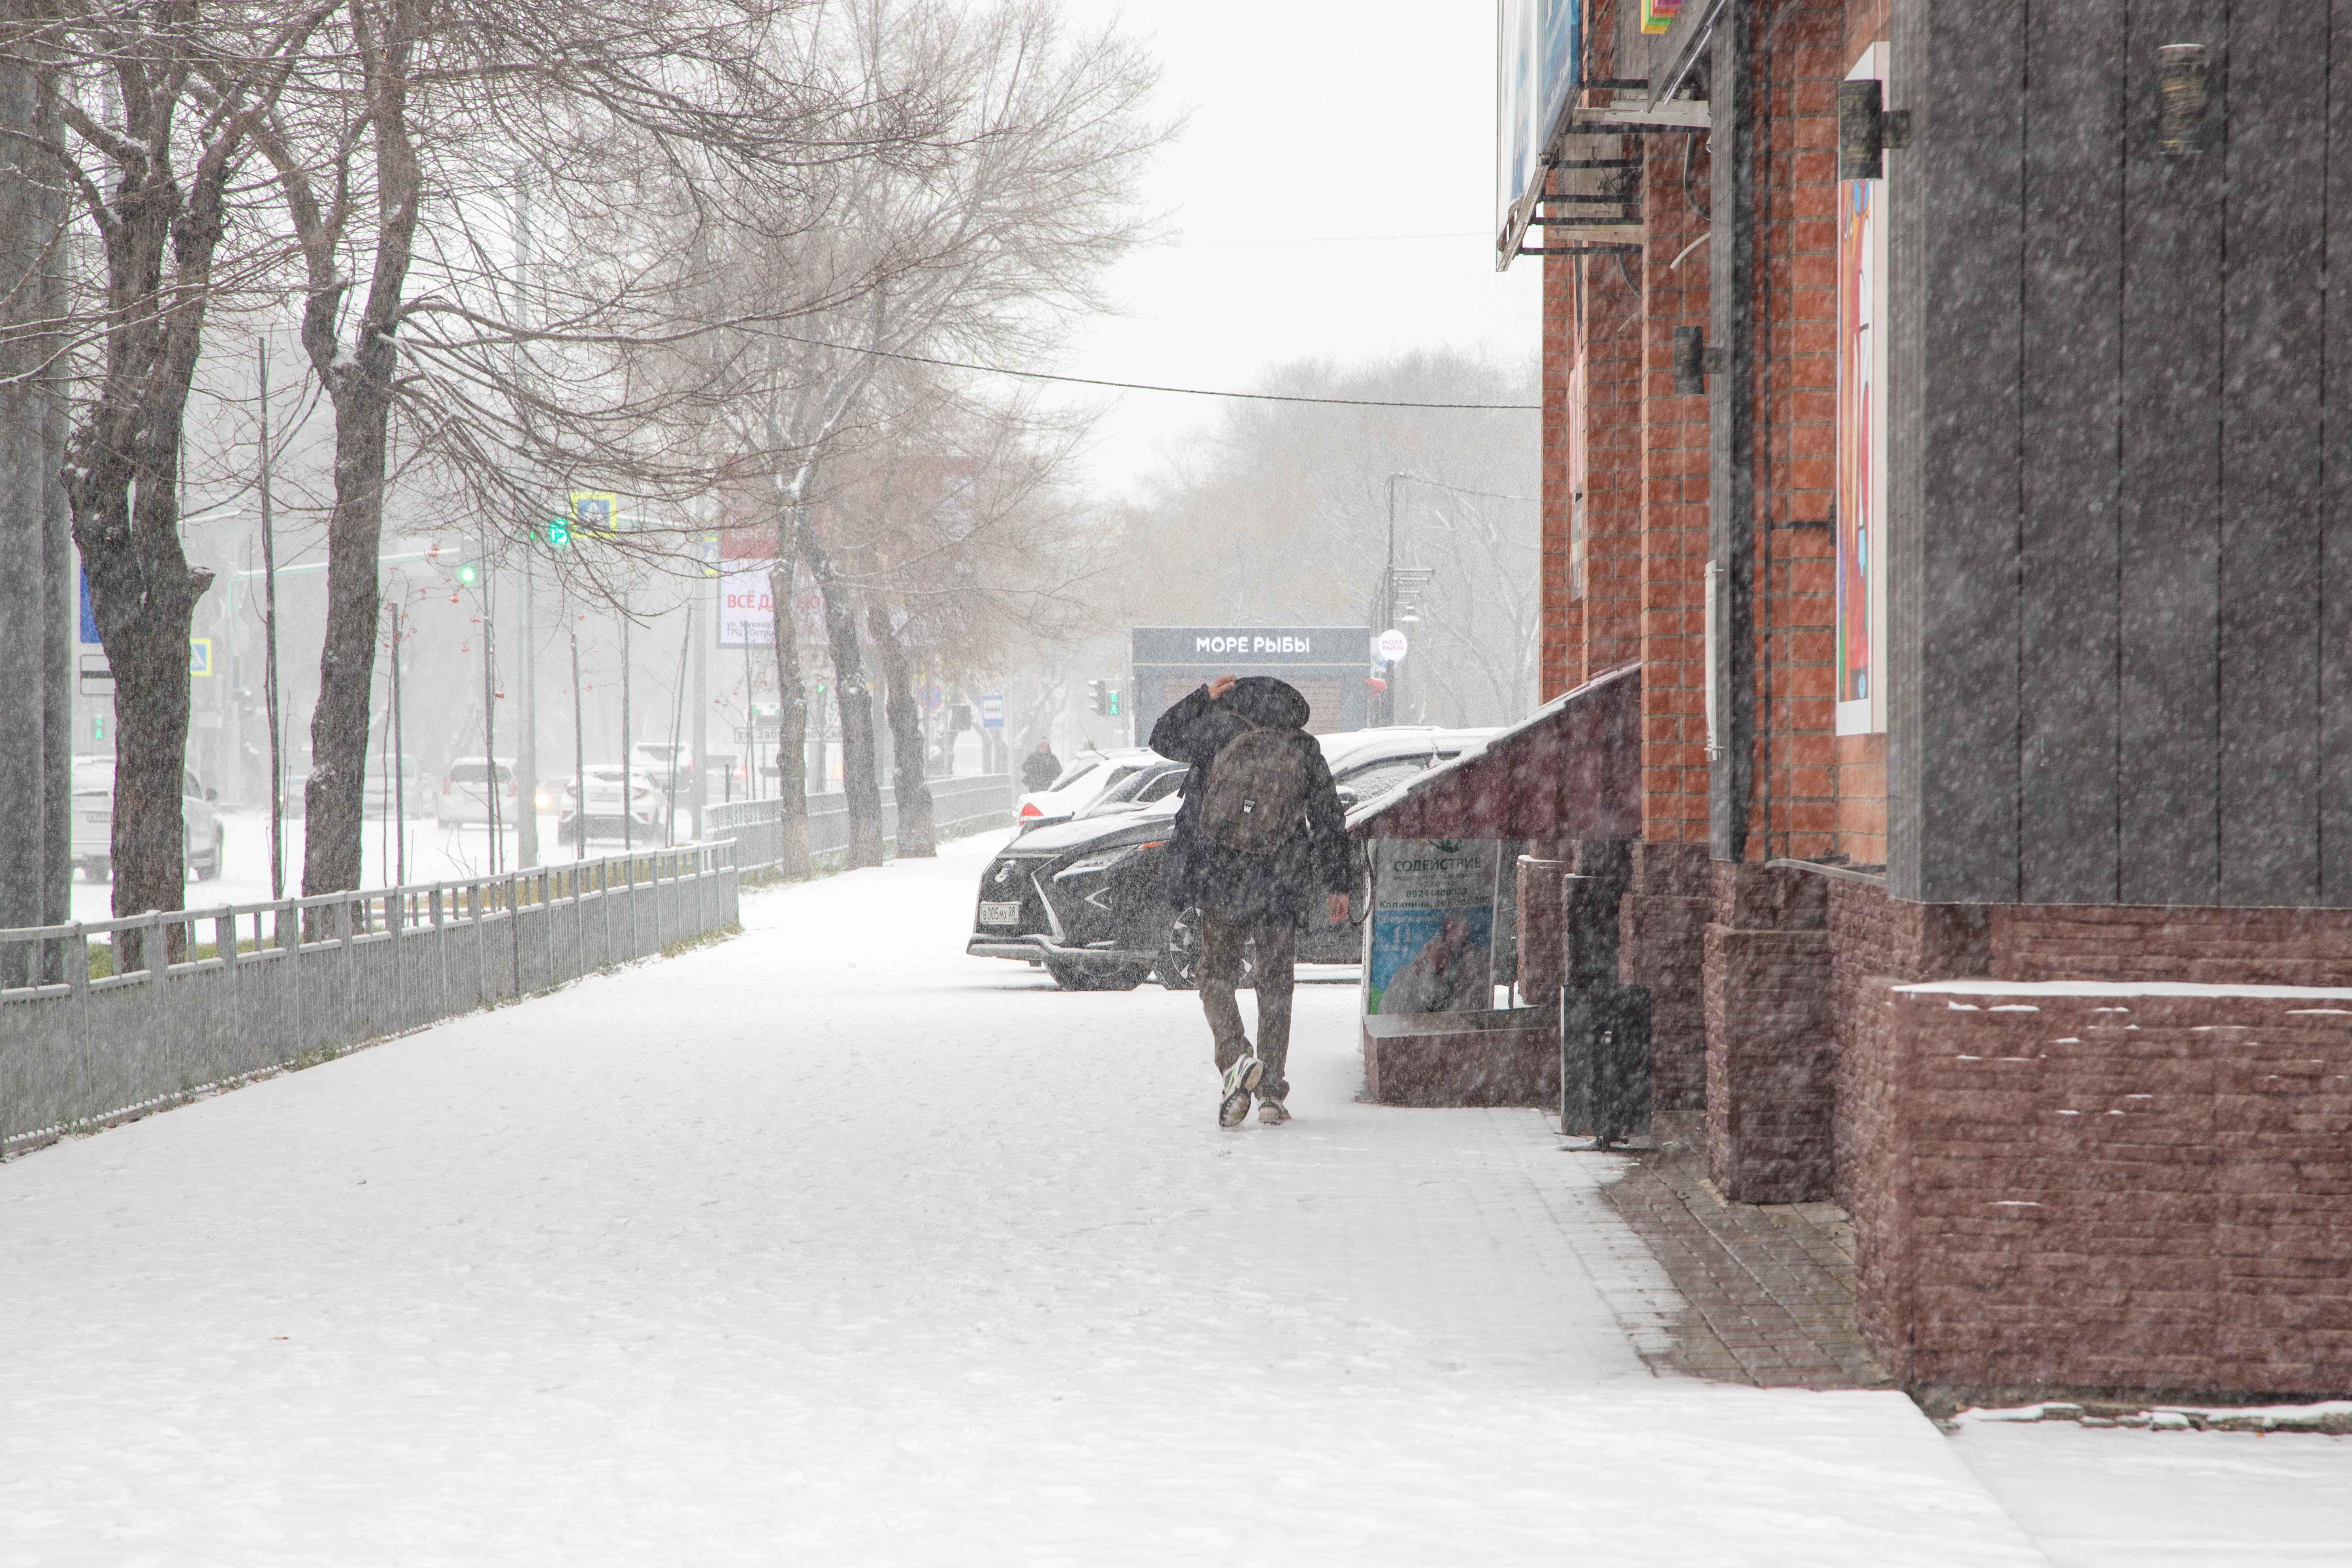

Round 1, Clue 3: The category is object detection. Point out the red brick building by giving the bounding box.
[1504,0,2352,1400]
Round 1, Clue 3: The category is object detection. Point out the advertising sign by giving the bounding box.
[1365,837,1499,1016]
[1495,0,1581,257]
[1836,45,1891,737]
[718,558,775,648]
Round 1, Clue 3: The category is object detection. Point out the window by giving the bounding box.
[1135,770,1186,803]
[1340,757,1438,801]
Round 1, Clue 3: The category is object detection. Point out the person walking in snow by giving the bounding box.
[1021,738,1064,793]
[1149,674,1352,1127]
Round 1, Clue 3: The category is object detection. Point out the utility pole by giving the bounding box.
[260,340,285,900]
[479,567,500,875]
[692,552,709,834]
[620,600,633,854]
[569,611,585,861]
[389,590,407,885]
[510,171,539,872]
[516,552,539,868]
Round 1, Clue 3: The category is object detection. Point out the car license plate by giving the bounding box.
[85,812,110,823]
[979,901,1022,926]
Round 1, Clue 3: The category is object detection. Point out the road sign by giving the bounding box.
[917,682,945,713]
[1376,628,1409,662]
[569,492,620,534]
[979,694,1004,730]
[189,638,213,676]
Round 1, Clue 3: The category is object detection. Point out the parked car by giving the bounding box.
[436,756,519,827]
[967,726,1497,991]
[364,758,436,819]
[627,741,689,797]
[70,756,225,882]
[555,765,669,846]
[1013,747,1160,834]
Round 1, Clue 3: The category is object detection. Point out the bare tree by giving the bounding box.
[681,0,1163,867]
[9,3,327,945]
[252,0,893,895]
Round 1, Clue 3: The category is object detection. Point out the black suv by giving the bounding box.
[966,727,1497,991]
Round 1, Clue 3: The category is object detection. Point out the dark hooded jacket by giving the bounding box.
[1148,677,1352,921]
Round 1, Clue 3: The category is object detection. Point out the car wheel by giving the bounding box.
[1046,960,1148,992]
[1157,908,1253,991]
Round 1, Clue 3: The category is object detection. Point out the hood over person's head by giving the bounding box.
[1221,675,1310,731]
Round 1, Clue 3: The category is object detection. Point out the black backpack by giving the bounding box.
[1198,720,1312,855]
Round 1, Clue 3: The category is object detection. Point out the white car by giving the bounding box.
[556,765,669,846]
[436,756,519,827]
[70,756,225,882]
[1013,748,1161,834]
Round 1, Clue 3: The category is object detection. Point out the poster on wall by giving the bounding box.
[1365,838,1498,1016]
[1495,0,1580,253]
[1836,45,1891,738]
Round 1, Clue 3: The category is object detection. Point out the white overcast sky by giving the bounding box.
[1040,2,1541,496]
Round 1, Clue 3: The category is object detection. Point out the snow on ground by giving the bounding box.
[1949,1418,2352,1566]
[13,829,2055,1564]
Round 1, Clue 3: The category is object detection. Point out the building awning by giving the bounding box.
[1346,663,1641,842]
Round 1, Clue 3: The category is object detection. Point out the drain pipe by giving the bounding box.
[1706,1,1756,864]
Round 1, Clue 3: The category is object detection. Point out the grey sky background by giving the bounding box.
[1042,2,1542,497]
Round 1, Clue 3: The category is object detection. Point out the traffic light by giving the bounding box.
[545,514,571,548]
[1106,686,1121,718]
[454,556,481,588]
[1087,679,1106,716]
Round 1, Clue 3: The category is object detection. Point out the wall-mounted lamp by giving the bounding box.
[2158,44,2208,156]
[1837,79,1909,181]
[1673,326,1726,396]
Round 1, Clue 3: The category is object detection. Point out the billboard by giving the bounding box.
[718,558,776,649]
[1495,0,1581,260]
[1836,45,1890,737]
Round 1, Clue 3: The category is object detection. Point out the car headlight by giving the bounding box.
[1057,839,1167,879]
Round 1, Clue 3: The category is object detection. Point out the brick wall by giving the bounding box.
[1704,863,1834,1201]
[1828,877,1992,1210]
[1992,905,2352,988]
[1541,246,1583,700]
[1751,2,1844,863]
[1621,839,1712,1109]
[1848,982,2352,1399]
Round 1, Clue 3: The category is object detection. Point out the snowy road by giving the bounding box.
[0,831,2084,1564]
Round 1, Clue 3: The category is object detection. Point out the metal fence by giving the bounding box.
[0,775,1013,1157]
[0,842,739,1155]
[707,773,1015,874]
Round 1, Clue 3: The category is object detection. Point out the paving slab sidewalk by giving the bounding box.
[0,835,2046,1566]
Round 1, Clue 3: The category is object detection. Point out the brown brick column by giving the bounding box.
[1704,862,1834,1201]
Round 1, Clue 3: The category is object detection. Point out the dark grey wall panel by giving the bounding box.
[1885,0,1928,899]
[2325,2,2352,909]
[2016,3,2124,903]
[2116,0,2225,906]
[2216,6,2329,906]
[1888,0,2025,905]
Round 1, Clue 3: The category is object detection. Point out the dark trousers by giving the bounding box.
[1199,909,1297,1101]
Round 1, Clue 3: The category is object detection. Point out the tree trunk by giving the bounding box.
[66,151,237,960]
[765,559,812,877]
[866,603,934,858]
[800,530,883,868]
[0,50,69,982]
[299,23,423,896]
[300,376,395,894]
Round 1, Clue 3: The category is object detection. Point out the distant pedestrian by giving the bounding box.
[1150,674,1351,1127]
[1021,739,1063,793]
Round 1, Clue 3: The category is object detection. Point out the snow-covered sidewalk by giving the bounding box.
[5,831,2056,1565]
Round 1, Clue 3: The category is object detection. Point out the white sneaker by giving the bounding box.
[1219,1053,1263,1128]
[1257,1097,1291,1126]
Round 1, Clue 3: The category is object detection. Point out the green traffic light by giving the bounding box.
[546,516,571,548]
[456,561,480,586]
